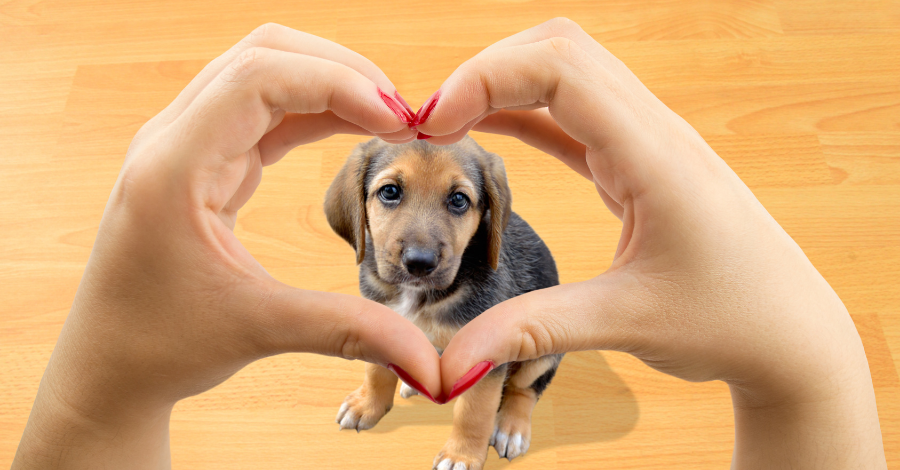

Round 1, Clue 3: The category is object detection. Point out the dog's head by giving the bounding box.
[324,137,511,290]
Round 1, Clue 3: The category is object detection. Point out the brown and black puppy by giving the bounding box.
[324,136,562,470]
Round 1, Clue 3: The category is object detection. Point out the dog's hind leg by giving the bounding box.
[336,363,398,432]
[491,354,562,460]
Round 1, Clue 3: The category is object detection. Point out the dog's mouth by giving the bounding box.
[375,258,457,291]
[390,269,449,290]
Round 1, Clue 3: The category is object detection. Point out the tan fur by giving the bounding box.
[381,285,467,351]
[488,358,561,460]
[507,356,559,389]
[335,363,397,431]
[433,371,505,470]
[480,156,511,270]
[327,139,533,468]
[366,148,482,290]
[492,384,537,459]
[323,145,372,264]
[323,137,511,273]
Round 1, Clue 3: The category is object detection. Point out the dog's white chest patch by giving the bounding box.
[386,287,456,349]
[388,288,419,320]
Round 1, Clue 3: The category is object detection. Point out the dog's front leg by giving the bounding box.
[336,363,398,432]
[433,367,506,470]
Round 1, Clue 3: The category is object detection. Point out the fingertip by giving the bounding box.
[331,82,416,136]
[378,87,414,125]
[439,307,517,398]
[387,363,442,404]
[258,287,441,397]
[357,301,443,399]
[376,125,417,143]
[410,89,441,127]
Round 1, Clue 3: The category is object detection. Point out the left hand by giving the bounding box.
[13,24,441,469]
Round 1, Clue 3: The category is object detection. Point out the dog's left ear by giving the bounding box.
[480,153,512,270]
[324,141,377,265]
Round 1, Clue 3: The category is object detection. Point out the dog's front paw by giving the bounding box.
[490,405,532,460]
[399,381,419,399]
[432,442,487,470]
[335,386,392,432]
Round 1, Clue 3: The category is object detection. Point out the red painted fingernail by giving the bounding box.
[387,364,439,404]
[416,132,431,140]
[445,361,495,402]
[394,90,416,122]
[411,90,441,127]
[378,88,412,124]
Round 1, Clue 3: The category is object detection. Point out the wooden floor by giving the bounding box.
[1,1,898,468]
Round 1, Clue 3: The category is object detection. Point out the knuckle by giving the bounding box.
[246,22,286,45]
[517,321,554,359]
[511,297,556,359]
[545,36,580,61]
[545,17,584,35]
[333,299,373,360]
[339,331,364,359]
[541,36,593,76]
[223,46,269,83]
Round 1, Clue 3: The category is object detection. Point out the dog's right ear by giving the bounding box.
[324,142,376,265]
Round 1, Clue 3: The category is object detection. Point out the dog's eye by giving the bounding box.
[449,192,470,211]
[378,184,401,202]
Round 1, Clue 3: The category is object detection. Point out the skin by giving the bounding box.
[11,24,440,469]
[12,19,886,469]
[418,18,888,468]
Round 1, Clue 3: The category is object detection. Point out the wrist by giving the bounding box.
[726,330,886,468]
[13,318,176,470]
[14,380,173,470]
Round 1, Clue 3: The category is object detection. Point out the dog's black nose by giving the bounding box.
[402,248,439,277]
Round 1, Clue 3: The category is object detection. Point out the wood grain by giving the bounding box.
[1,1,897,468]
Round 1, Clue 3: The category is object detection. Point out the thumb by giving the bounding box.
[439,274,649,401]
[258,284,442,401]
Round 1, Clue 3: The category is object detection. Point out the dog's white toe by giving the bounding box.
[434,458,469,470]
[399,381,419,399]
[336,401,365,431]
[493,431,508,458]
[338,408,359,430]
[492,428,530,461]
[505,432,529,460]
[335,388,390,432]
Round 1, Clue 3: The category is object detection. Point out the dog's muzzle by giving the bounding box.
[401,247,439,277]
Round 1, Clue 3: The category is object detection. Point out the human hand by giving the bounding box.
[414,18,887,468]
[13,24,441,469]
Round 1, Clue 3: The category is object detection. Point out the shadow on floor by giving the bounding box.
[367,350,639,451]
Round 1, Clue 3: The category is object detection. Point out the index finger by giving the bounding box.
[156,24,414,128]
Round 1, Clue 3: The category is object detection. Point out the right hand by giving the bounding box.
[413,18,886,467]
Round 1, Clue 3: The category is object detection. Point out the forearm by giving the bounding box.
[13,366,173,470]
[729,347,886,469]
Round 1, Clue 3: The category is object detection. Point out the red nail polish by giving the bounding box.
[416,132,431,140]
[445,361,495,402]
[378,88,412,124]
[394,90,416,122]
[411,90,441,127]
[387,364,439,404]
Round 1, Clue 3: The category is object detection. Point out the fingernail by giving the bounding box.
[387,363,439,404]
[411,90,441,127]
[416,132,431,140]
[445,361,495,402]
[394,90,416,122]
[378,88,412,124]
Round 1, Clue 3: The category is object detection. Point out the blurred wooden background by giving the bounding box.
[1,1,898,468]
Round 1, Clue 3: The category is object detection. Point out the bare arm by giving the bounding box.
[12,24,440,469]
[419,18,886,468]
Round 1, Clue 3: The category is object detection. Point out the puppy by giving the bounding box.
[324,136,562,470]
